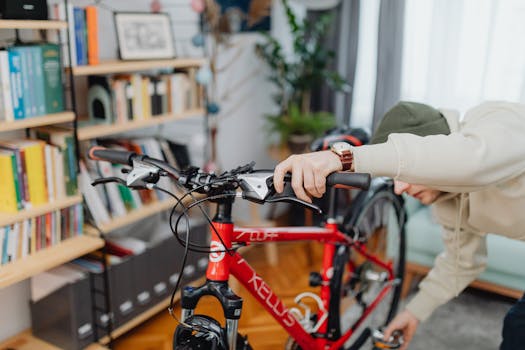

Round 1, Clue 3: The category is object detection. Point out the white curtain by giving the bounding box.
[401,0,525,114]
[351,0,525,129]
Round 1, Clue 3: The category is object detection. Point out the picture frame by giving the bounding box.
[114,12,176,60]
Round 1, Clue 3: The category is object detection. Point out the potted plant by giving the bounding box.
[256,0,349,152]
[266,103,336,153]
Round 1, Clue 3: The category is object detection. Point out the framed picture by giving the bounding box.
[114,12,175,60]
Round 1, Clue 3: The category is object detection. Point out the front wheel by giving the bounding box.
[329,178,406,349]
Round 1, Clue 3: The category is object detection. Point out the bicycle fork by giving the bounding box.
[180,280,244,350]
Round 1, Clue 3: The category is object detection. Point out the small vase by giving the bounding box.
[287,134,313,154]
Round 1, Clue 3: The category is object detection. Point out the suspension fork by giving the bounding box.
[180,199,243,350]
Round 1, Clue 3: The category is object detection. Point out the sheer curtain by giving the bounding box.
[401,0,525,114]
[351,0,525,129]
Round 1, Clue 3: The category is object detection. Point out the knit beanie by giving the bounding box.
[370,101,451,144]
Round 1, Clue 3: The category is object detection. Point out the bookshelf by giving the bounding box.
[0,234,104,289]
[0,194,82,227]
[71,58,206,76]
[0,112,75,132]
[77,109,204,141]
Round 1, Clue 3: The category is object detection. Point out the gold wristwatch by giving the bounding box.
[330,142,354,171]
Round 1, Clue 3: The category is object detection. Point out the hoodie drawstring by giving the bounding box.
[454,193,465,296]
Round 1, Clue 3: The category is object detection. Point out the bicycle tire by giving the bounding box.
[328,177,406,350]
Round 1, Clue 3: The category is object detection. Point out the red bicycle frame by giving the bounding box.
[204,220,395,350]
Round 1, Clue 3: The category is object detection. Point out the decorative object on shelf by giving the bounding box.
[0,0,48,20]
[87,76,113,124]
[114,12,175,60]
[256,0,350,151]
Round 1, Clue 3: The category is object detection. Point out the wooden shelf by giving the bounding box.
[0,195,83,227]
[71,58,206,76]
[77,109,204,141]
[0,234,105,289]
[0,20,67,30]
[0,111,75,133]
[0,330,108,350]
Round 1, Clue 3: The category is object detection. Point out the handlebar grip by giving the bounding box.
[326,172,371,190]
[88,146,137,166]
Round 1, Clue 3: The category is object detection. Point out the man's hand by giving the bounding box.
[383,309,420,350]
[273,150,342,203]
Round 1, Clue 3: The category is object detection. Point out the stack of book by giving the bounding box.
[87,72,199,125]
[0,203,84,265]
[0,44,64,122]
[80,137,186,227]
[48,3,99,66]
[0,127,78,213]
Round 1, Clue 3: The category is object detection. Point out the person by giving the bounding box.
[273,101,525,350]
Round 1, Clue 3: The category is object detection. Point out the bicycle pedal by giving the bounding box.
[371,328,403,349]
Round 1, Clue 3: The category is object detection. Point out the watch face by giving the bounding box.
[331,141,351,154]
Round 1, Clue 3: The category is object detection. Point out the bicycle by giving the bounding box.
[88,144,406,350]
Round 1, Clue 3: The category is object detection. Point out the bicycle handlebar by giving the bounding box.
[87,146,371,208]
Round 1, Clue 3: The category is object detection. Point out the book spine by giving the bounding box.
[1,226,9,264]
[24,47,37,117]
[65,136,78,195]
[17,47,34,118]
[0,152,18,212]
[10,151,23,210]
[67,4,78,67]
[44,144,55,202]
[32,46,47,116]
[7,49,24,120]
[74,7,88,66]
[0,51,13,121]
[24,142,48,206]
[85,6,99,65]
[41,44,64,114]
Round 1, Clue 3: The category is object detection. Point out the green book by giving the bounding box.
[117,184,136,211]
[40,44,64,114]
[10,153,22,210]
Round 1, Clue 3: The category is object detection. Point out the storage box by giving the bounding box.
[30,274,94,350]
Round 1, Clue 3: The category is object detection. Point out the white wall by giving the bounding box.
[0,0,292,341]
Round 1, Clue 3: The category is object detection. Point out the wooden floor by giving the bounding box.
[112,242,324,350]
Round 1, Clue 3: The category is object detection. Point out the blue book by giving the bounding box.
[7,49,25,120]
[32,46,46,116]
[73,7,88,66]
[21,47,36,118]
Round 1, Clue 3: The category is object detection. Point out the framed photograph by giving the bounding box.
[114,12,176,60]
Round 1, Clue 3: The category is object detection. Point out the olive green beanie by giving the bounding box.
[370,101,451,144]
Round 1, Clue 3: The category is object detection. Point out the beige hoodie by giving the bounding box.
[351,101,525,321]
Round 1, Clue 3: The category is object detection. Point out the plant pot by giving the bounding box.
[287,134,313,154]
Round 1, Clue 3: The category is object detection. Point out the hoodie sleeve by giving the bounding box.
[352,102,525,192]
[405,225,488,321]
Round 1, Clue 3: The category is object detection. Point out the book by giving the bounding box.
[18,47,34,118]
[96,161,127,217]
[40,44,64,114]
[33,126,78,196]
[0,227,4,264]
[1,226,8,264]
[73,7,87,66]
[0,150,18,212]
[85,6,99,65]
[66,4,78,67]
[79,161,111,226]
[7,48,25,120]
[31,46,47,116]
[0,50,14,122]
[23,140,48,206]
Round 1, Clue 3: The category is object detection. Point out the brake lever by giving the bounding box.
[91,177,127,186]
[265,196,323,215]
